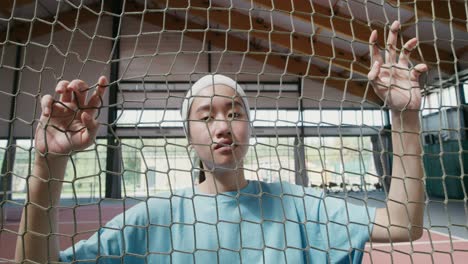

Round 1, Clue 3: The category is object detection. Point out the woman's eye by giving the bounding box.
[229,112,241,119]
[200,116,211,121]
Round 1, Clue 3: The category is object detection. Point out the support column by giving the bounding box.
[105,0,123,199]
[0,45,22,201]
[371,128,393,192]
[456,64,467,140]
[295,78,308,187]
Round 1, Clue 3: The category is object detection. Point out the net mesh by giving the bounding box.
[1,0,467,263]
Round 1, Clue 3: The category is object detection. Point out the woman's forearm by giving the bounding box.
[371,110,425,243]
[386,110,425,240]
[15,155,68,262]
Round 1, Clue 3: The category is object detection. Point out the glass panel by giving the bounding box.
[464,81,468,103]
[61,139,107,200]
[441,86,458,107]
[364,110,384,126]
[121,137,299,196]
[252,110,300,127]
[117,136,377,195]
[121,139,145,196]
[304,136,378,191]
[121,138,192,197]
[244,137,296,184]
[119,82,297,92]
[117,109,384,128]
[12,139,107,200]
[120,82,191,91]
[11,139,34,200]
[422,87,458,116]
[0,139,7,170]
[422,92,439,116]
[302,109,321,125]
[303,110,384,126]
[117,109,183,127]
[243,83,297,91]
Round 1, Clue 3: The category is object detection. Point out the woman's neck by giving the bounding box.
[197,168,248,194]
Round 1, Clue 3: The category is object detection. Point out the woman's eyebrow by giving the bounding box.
[223,100,244,109]
[195,99,245,113]
[194,104,212,115]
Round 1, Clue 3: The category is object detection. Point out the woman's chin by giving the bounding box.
[204,159,242,171]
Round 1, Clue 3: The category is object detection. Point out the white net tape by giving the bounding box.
[1,0,467,263]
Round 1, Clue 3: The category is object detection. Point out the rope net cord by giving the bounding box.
[0,0,467,263]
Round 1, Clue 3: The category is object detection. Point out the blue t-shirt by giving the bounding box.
[60,180,376,263]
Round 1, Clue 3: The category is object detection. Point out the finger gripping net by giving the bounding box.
[0,0,467,263]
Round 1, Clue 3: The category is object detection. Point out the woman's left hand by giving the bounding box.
[368,21,428,112]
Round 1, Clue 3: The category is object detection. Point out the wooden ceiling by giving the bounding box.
[0,0,466,105]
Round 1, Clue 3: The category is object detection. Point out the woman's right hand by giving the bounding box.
[35,76,108,157]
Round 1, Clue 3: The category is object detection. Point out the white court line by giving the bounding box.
[5,221,468,243]
[366,230,468,248]
[57,221,110,225]
[367,239,468,248]
[428,229,468,242]
[5,220,110,225]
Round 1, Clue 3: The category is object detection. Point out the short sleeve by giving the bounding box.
[319,194,376,263]
[59,202,149,263]
[59,214,124,263]
[286,183,376,264]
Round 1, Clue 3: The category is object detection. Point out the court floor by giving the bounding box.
[1,192,467,263]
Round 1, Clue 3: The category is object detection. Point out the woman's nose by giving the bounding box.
[212,118,231,138]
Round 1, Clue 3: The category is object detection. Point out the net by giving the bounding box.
[1,0,467,263]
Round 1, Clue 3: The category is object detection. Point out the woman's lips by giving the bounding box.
[214,139,234,152]
[215,146,233,153]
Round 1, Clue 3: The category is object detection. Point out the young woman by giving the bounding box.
[15,21,427,263]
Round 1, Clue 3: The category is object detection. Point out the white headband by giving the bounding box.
[181,74,250,135]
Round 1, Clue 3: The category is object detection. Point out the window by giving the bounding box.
[0,140,7,171]
[242,83,297,91]
[252,110,301,127]
[61,139,107,200]
[116,109,385,128]
[117,109,303,128]
[244,137,296,183]
[121,138,192,197]
[11,140,34,200]
[303,109,384,126]
[120,82,191,91]
[464,81,468,103]
[304,136,378,190]
[119,137,299,196]
[119,82,297,92]
[12,139,107,200]
[117,109,183,127]
[422,86,459,116]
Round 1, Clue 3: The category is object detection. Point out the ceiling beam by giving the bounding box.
[456,45,468,58]
[250,0,455,75]
[0,3,106,43]
[0,0,34,15]
[153,0,370,77]
[0,1,381,104]
[390,0,468,60]
[387,0,467,32]
[125,2,381,104]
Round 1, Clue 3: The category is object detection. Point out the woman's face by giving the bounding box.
[188,84,250,170]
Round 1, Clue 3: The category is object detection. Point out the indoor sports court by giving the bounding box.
[0,0,467,263]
